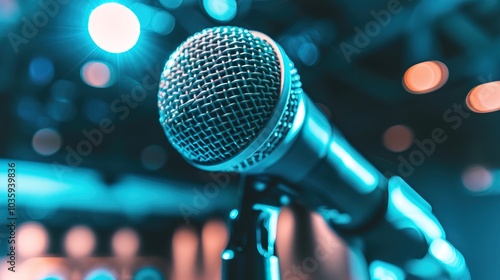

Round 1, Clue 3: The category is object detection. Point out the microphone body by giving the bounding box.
[180,30,386,230]
[250,89,387,230]
[158,26,469,279]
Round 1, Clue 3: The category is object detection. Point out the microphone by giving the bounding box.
[158,26,470,278]
[158,26,386,230]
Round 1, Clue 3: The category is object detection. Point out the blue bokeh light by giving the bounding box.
[42,275,64,280]
[152,11,175,35]
[29,56,54,85]
[370,260,405,280]
[134,267,164,280]
[84,268,116,280]
[203,0,237,22]
[160,0,182,10]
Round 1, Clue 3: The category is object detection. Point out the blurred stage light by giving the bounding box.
[310,212,350,278]
[172,228,199,280]
[141,145,168,171]
[297,41,319,66]
[466,81,500,113]
[18,222,49,258]
[81,61,113,88]
[276,207,294,277]
[29,56,54,85]
[134,267,164,280]
[429,238,459,266]
[203,0,237,22]
[32,128,62,156]
[152,11,175,35]
[112,228,140,259]
[0,0,20,22]
[20,258,69,280]
[84,268,116,280]
[229,209,239,220]
[280,32,323,67]
[382,125,414,152]
[160,0,182,10]
[369,260,405,280]
[202,220,228,279]
[64,226,96,258]
[403,61,448,94]
[88,3,140,54]
[462,165,493,192]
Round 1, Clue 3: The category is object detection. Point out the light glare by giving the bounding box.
[88,3,140,53]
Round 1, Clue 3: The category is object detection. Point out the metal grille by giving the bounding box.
[230,62,301,171]
[158,26,281,164]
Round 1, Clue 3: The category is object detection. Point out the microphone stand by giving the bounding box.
[221,176,295,280]
[220,175,471,280]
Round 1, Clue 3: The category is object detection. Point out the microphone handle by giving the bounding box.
[261,95,469,277]
[263,94,387,230]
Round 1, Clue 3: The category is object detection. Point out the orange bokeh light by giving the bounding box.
[462,165,493,192]
[276,207,295,277]
[202,220,228,280]
[172,227,199,280]
[382,125,414,152]
[466,81,500,113]
[403,61,448,94]
[64,226,96,258]
[18,222,49,259]
[81,61,112,88]
[112,228,140,259]
[310,212,350,279]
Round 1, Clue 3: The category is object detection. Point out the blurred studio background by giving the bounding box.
[1,0,500,279]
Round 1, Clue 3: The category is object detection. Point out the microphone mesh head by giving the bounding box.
[158,26,282,165]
